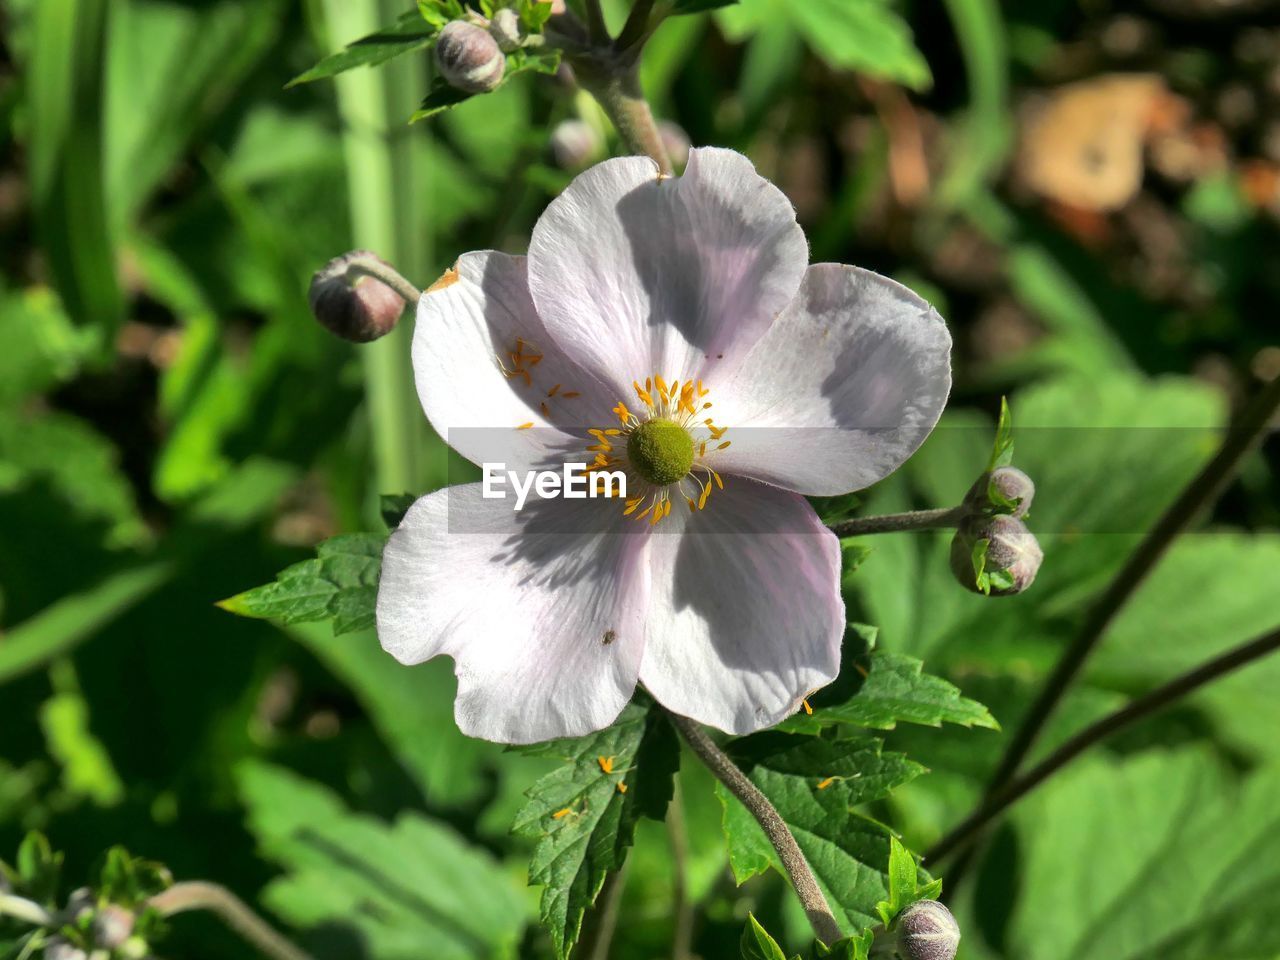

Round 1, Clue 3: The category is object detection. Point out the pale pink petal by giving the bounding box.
[639,480,844,734]
[377,484,650,744]
[526,148,808,397]
[710,264,952,495]
[413,251,619,471]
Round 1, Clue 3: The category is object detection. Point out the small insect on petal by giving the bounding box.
[602,629,616,645]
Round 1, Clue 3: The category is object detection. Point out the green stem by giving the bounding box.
[345,254,422,306]
[574,58,672,175]
[322,0,431,497]
[828,505,966,538]
[149,882,315,960]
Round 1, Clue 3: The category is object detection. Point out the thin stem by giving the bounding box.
[668,711,843,945]
[942,374,1280,881]
[667,780,694,960]
[927,626,1280,864]
[579,864,628,960]
[346,255,421,307]
[986,374,1280,795]
[574,59,673,175]
[0,893,54,928]
[149,882,315,960]
[828,505,966,538]
[615,0,659,55]
[583,0,610,44]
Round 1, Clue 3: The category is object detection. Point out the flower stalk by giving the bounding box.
[829,505,966,538]
[667,710,844,945]
[148,881,315,960]
[0,892,54,928]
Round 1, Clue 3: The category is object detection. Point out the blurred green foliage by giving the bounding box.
[1,0,1278,958]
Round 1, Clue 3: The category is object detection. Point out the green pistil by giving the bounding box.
[627,418,694,485]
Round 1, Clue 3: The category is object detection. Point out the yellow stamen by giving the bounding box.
[598,756,615,775]
[517,422,534,430]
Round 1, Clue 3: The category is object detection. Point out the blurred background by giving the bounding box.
[1,0,1278,958]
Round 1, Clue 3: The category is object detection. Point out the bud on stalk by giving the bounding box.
[435,20,505,93]
[895,900,961,960]
[308,251,407,343]
[950,513,1043,596]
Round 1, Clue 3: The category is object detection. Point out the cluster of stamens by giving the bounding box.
[586,374,730,526]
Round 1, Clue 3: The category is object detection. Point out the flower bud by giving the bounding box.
[489,8,522,52]
[550,119,603,170]
[965,466,1035,518]
[658,120,691,170]
[435,20,505,94]
[308,251,406,343]
[92,904,136,949]
[44,938,89,960]
[950,514,1043,596]
[895,900,960,960]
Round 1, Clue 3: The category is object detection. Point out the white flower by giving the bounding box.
[377,148,952,744]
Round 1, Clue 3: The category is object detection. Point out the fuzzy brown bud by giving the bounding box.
[308,251,406,343]
[895,900,960,960]
[435,21,505,94]
[550,119,603,170]
[950,514,1043,596]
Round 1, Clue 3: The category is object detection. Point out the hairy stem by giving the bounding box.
[944,374,1280,879]
[346,255,422,307]
[0,893,53,928]
[668,711,844,945]
[828,505,966,538]
[148,882,315,960]
[583,0,609,43]
[575,59,672,175]
[928,625,1280,864]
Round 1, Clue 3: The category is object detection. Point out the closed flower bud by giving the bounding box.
[44,938,89,960]
[550,119,603,170]
[965,465,1035,517]
[92,904,135,949]
[658,120,692,170]
[435,20,505,94]
[489,8,522,52]
[308,251,406,343]
[895,900,960,960]
[950,514,1043,596]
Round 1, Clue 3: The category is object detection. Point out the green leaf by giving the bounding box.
[39,689,124,807]
[883,836,916,923]
[742,913,789,960]
[1007,750,1280,960]
[513,701,679,959]
[718,733,925,931]
[96,847,171,908]
[988,396,1014,470]
[0,286,95,405]
[780,626,997,734]
[380,493,417,529]
[813,929,875,960]
[15,832,62,906]
[238,761,526,959]
[217,533,383,636]
[786,0,930,91]
[288,9,438,87]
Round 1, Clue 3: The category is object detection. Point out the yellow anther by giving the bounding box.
[540,402,551,417]
[517,422,534,430]
[710,469,723,490]
[562,391,581,398]
[717,441,731,450]
[616,782,628,794]
[548,384,561,396]
[685,496,697,511]
[552,807,572,819]
[597,755,615,775]
[817,777,836,791]
[698,484,711,510]
[802,698,813,715]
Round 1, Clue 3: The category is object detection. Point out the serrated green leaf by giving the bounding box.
[885,836,915,920]
[813,929,875,960]
[217,533,383,636]
[718,734,925,931]
[742,913,789,960]
[418,0,466,28]
[238,761,526,959]
[513,701,679,959]
[781,626,997,734]
[289,9,437,87]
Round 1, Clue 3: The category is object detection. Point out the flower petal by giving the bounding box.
[413,251,619,471]
[526,148,808,396]
[639,480,843,734]
[711,263,952,495]
[377,484,650,744]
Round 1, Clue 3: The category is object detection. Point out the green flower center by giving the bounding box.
[627,418,694,486]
